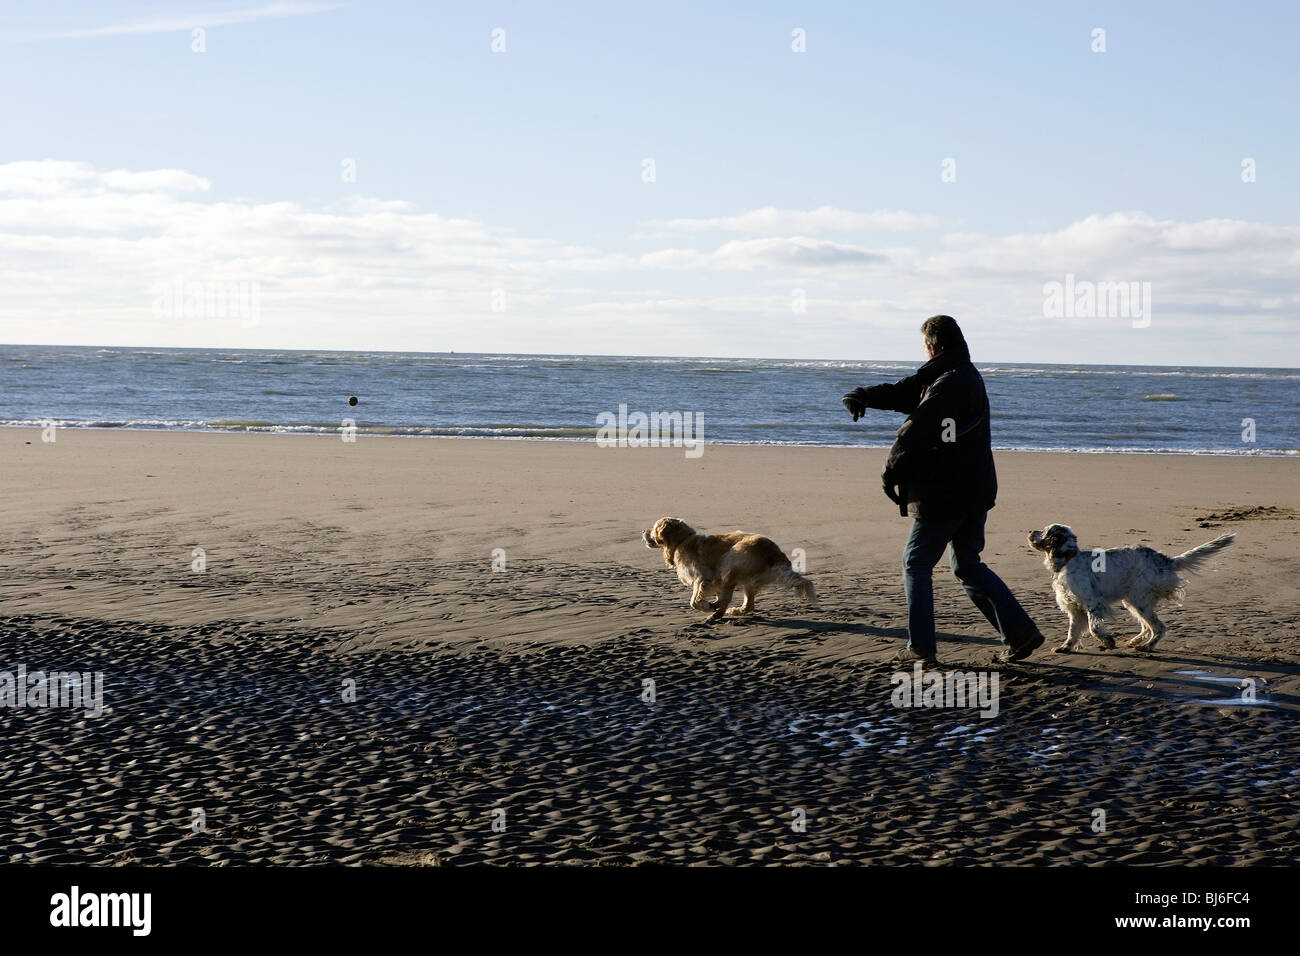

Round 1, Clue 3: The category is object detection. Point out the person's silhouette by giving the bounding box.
[843,314,1044,666]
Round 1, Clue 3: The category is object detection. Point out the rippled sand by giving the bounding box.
[2,430,1297,864]
[2,616,1295,865]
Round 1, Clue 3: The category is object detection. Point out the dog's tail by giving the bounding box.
[777,566,817,605]
[1171,533,1235,573]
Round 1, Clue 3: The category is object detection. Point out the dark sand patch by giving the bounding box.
[1196,504,1298,528]
[2,614,1295,866]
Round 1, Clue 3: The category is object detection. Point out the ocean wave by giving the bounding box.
[1,419,1294,456]
[1042,368,1300,380]
[3,348,1295,458]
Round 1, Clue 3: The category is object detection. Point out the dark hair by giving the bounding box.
[920,314,966,354]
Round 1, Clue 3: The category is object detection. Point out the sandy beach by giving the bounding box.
[2,427,1297,865]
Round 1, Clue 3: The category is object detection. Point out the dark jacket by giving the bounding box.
[846,344,997,520]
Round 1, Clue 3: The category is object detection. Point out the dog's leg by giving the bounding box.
[708,582,736,621]
[1085,602,1115,651]
[727,586,757,616]
[690,580,714,614]
[1095,624,1116,651]
[1121,600,1151,647]
[1132,605,1166,651]
[1054,605,1088,653]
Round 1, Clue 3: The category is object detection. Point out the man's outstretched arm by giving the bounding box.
[842,373,925,421]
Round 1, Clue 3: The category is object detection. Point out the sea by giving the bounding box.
[2,345,1296,456]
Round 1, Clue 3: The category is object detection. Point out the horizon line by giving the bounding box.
[2,342,1297,372]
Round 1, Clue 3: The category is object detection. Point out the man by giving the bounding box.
[842,315,1043,666]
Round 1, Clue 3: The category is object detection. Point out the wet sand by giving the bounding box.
[1,429,1297,864]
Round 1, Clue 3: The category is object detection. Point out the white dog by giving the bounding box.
[1028,524,1234,653]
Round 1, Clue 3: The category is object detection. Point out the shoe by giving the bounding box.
[891,647,940,668]
[995,629,1045,663]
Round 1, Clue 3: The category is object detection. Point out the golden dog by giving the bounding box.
[642,516,816,620]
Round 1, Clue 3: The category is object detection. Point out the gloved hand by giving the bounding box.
[842,388,869,422]
[881,469,903,505]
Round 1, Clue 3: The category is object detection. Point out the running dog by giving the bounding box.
[642,516,816,621]
[1028,523,1234,652]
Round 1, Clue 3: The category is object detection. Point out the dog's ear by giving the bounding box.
[1029,524,1076,554]
[1042,524,1077,554]
[648,517,674,545]
[655,517,693,547]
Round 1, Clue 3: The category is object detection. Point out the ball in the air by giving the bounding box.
[348,396,358,406]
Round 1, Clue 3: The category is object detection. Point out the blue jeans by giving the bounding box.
[901,510,1036,656]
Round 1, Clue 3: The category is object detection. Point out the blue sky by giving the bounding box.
[1,1,1297,364]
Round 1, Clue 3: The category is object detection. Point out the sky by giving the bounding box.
[1,0,1297,366]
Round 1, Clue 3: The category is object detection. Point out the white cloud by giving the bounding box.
[928,212,1300,290]
[641,237,888,270]
[645,206,941,235]
[0,161,211,197]
[39,2,342,39]
[0,161,1295,364]
[566,295,779,314]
